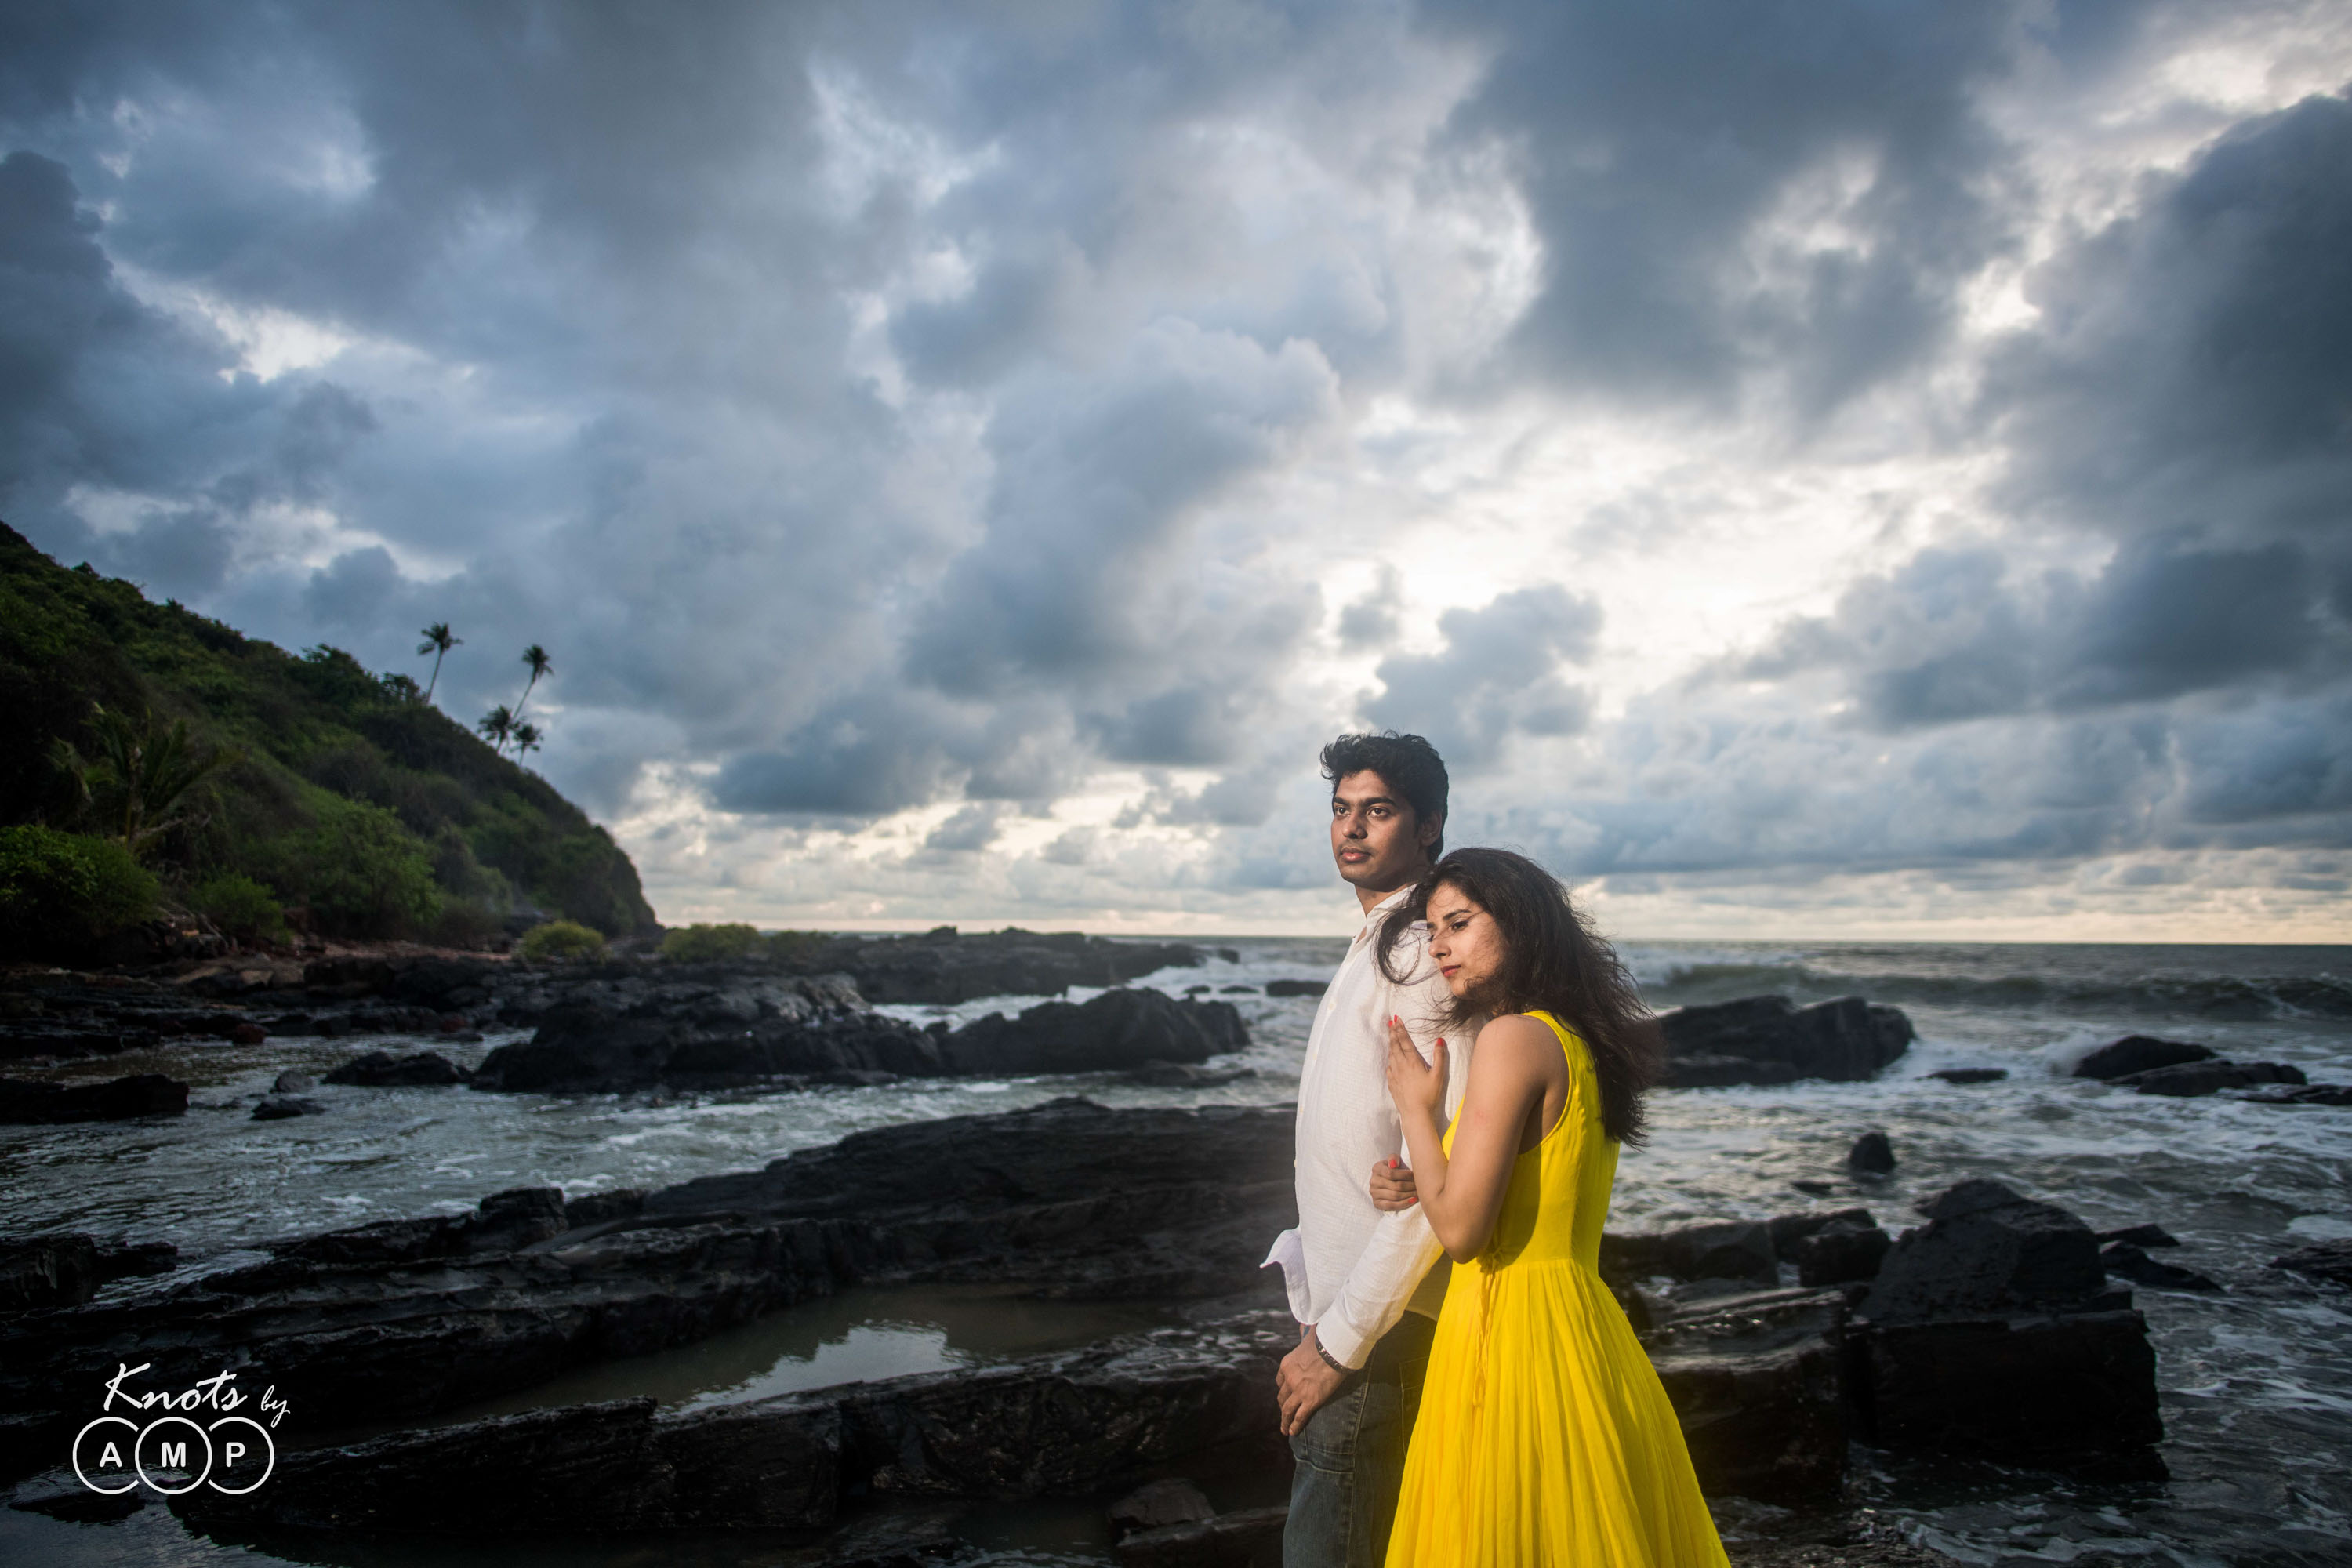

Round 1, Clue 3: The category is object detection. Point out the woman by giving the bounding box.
[1368,847,1728,1567]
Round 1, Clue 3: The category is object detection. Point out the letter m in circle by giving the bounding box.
[159,1441,187,1468]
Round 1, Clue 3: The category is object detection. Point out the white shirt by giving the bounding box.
[1262,884,1470,1370]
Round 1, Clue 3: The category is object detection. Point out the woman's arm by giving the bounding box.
[1384,1014,1559,1262]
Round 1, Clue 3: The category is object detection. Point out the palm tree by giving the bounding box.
[417,623,462,702]
[49,703,243,857]
[512,720,543,761]
[477,704,516,754]
[514,644,552,720]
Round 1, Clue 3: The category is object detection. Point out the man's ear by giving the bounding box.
[1417,813,1442,848]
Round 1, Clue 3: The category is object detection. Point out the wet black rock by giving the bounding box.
[0,1233,175,1312]
[2072,1035,2215,1080]
[1117,1505,1288,1566]
[2111,1060,2307,1097]
[1127,1062,1259,1089]
[1852,1179,2161,1467]
[260,1185,572,1270]
[782,928,1204,1006]
[179,1316,1292,1537]
[1111,1476,1218,1537]
[176,1396,841,1534]
[270,1070,314,1094]
[0,1072,187,1123]
[1847,1131,1896,1174]
[473,993,942,1094]
[1659,996,1914,1087]
[2096,1225,2179,1248]
[1644,1286,1852,1504]
[1601,1221,1779,1289]
[2100,1242,2219,1292]
[2241,1083,2352,1106]
[0,1235,101,1312]
[251,1095,325,1120]
[1928,1068,2007,1085]
[942,989,1247,1076]
[1264,979,1327,998]
[1857,1309,2162,1465]
[1862,1180,2107,1321]
[561,1188,645,1228]
[322,1049,470,1087]
[1219,985,1258,995]
[2270,1240,2352,1289]
[1787,1217,1892,1287]
[1766,1207,1875,1253]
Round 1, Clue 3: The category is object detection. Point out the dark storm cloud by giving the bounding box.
[1989,89,2352,549]
[1421,0,2027,416]
[1741,538,2342,730]
[1366,585,1600,768]
[0,150,251,517]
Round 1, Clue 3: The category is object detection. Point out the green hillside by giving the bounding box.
[0,521,655,953]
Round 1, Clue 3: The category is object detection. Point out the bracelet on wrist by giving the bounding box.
[1313,1333,1348,1375]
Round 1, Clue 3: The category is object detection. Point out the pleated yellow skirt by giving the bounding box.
[1384,1012,1729,1567]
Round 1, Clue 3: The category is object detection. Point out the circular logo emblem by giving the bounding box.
[134,1415,214,1495]
[205,1414,277,1494]
[71,1416,141,1496]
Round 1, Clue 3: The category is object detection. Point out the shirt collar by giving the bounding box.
[1352,883,1417,943]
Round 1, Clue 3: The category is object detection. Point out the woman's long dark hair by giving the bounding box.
[1375,847,1663,1146]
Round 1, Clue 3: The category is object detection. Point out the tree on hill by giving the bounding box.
[512,720,543,761]
[417,622,461,702]
[49,703,242,858]
[514,644,552,720]
[477,704,517,754]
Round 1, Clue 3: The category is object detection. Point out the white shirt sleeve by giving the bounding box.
[1313,996,1471,1370]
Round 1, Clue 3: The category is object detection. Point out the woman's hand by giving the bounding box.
[1385,1015,1447,1125]
[1370,1157,1417,1211]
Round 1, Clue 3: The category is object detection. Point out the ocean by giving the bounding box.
[4,939,2349,1566]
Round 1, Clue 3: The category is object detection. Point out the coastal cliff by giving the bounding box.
[0,522,654,957]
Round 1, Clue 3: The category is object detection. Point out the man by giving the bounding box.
[1265,730,1466,1568]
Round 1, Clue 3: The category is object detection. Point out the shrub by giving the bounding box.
[277,797,443,938]
[521,919,605,961]
[0,826,158,954]
[766,929,825,963]
[191,872,289,946]
[660,922,764,962]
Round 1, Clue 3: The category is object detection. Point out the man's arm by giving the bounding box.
[1313,993,1469,1368]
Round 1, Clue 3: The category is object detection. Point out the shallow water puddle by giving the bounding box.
[314,1283,1181,1444]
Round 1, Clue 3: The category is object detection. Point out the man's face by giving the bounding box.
[1330,769,1438,894]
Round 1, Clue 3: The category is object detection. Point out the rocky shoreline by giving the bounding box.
[5,1083,2299,1564]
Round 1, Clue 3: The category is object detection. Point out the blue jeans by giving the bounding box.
[1284,1312,1436,1568]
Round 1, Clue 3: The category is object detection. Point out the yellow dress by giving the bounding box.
[1385,1011,1730,1568]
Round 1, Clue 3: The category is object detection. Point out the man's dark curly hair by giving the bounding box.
[1319,731,1449,858]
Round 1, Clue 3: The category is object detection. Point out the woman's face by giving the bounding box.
[1425,880,1506,1000]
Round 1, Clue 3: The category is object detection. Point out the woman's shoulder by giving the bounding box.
[1471,1012,1571,1071]
[1479,1011,1591,1073]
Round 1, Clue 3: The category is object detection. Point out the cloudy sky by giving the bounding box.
[4,2,2349,939]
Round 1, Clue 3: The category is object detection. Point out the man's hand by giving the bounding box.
[1277,1326,1349,1437]
[1370,1156,1418,1211]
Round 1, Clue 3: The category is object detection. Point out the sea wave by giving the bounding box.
[1641,962,2352,1020]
